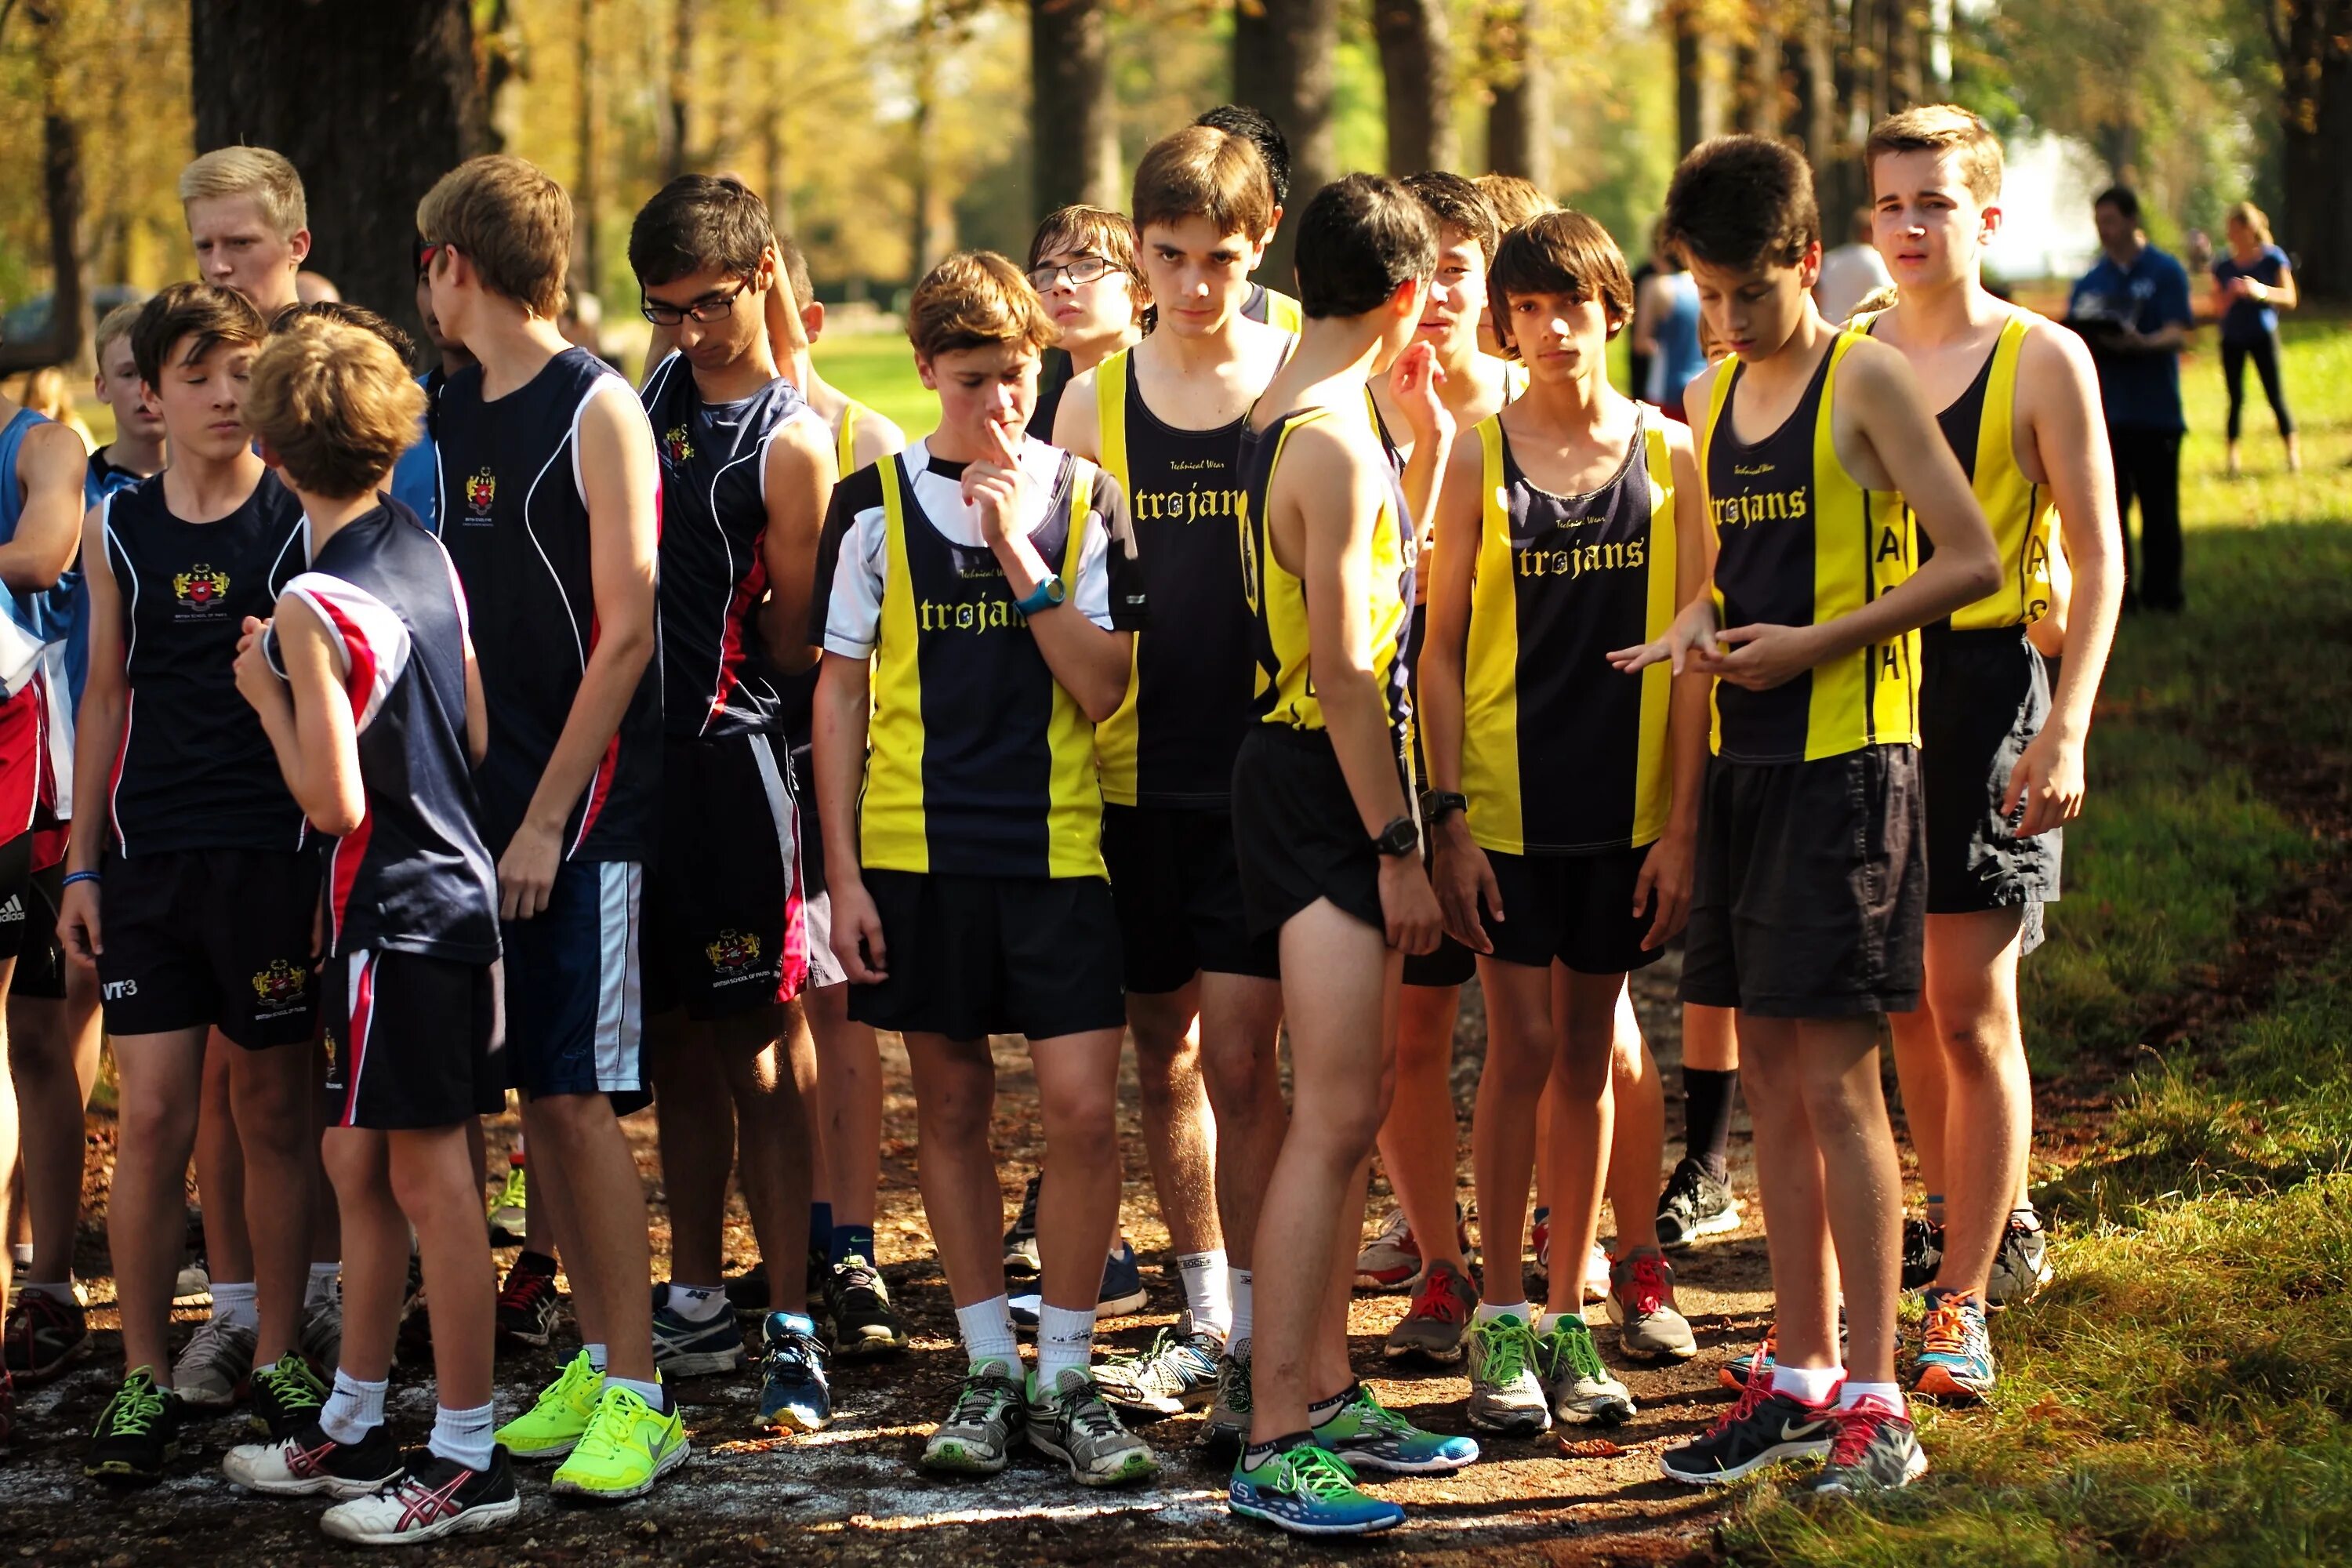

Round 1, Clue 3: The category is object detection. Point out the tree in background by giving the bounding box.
[1486,0,1551,189]
[2269,0,2352,296]
[1235,0,1339,280]
[1373,0,1455,175]
[1033,0,1122,212]
[188,0,490,344]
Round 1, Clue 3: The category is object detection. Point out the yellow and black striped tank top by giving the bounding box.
[1862,312,2056,631]
[1242,282,1305,334]
[1461,409,1679,855]
[861,450,1105,879]
[1700,333,1918,763]
[1091,349,1260,808]
[1239,405,1414,764]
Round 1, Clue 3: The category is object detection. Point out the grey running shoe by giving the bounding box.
[1986,1212,2053,1306]
[1800,1394,1928,1494]
[921,1359,1025,1475]
[299,1291,343,1376]
[1465,1313,1550,1436]
[172,1317,257,1410]
[1003,1174,1042,1282]
[1537,1314,1634,1425]
[1607,1250,1697,1360]
[1381,1258,1478,1363]
[1200,1340,1252,1454]
[1655,1157,1743,1250]
[1027,1367,1160,1486]
[1094,1317,1224,1416]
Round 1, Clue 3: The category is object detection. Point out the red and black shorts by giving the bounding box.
[325,949,505,1131]
[645,731,809,1020]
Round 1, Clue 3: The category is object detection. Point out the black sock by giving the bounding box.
[1244,1430,1315,1470]
[517,1250,557,1278]
[1682,1067,1737,1183]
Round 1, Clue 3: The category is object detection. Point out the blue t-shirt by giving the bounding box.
[2211,245,2288,346]
[2070,246,2194,433]
[387,368,444,527]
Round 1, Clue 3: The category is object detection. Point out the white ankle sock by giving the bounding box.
[1537,1309,1578,1335]
[1773,1363,1843,1406]
[19,1279,74,1305]
[585,1341,609,1373]
[210,1279,259,1332]
[1229,1269,1253,1348]
[306,1262,341,1308]
[1838,1380,1903,1411]
[955,1296,1019,1369]
[607,1374,666,1410]
[663,1282,728,1323]
[320,1369,388,1444]
[1176,1250,1231,1335]
[428,1400,496,1472]
[1475,1300,1530,1325]
[1036,1304,1096,1387]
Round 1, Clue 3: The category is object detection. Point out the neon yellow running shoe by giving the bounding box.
[550,1381,688,1501]
[495,1348,603,1460]
[488,1162,528,1245]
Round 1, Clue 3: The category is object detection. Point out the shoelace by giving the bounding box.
[1620,1253,1671,1316]
[1544,1320,1609,1382]
[1338,1387,1414,1439]
[573,1387,654,1457]
[834,1260,886,1301]
[1059,1382,1125,1441]
[499,1268,555,1312]
[494,1167,528,1212]
[528,1355,597,1416]
[948,1370,1017,1428]
[764,1324,825,1370]
[1664,1161,1709,1214]
[256,1356,322,1408]
[1275,1444,1364,1501]
[1826,1396,1903,1466]
[103,1372,169,1436]
[1221,1358,1253,1413]
[1920,1299,1979,1359]
[1476,1317,1538,1382]
[1413,1269,1470,1325]
[1102,1328,1180,1379]
[1707,1361,1777,1437]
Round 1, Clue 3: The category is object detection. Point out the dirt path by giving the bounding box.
[5,951,1780,1565]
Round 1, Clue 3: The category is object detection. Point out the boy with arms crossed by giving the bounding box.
[808,252,1155,1486]
[419,155,682,1500]
[1050,125,1291,1425]
[629,174,837,1428]
[1862,107,2123,1397]
[67,285,325,1480]
[1421,209,1711,1436]
[1616,136,2001,1494]
[1225,174,1476,1538]
[220,316,515,1541]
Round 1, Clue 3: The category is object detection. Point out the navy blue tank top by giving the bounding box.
[641,352,818,739]
[101,473,310,855]
[431,347,662,861]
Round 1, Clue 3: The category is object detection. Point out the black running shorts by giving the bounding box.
[848,870,1126,1041]
[9,858,66,1000]
[1480,844,1668,978]
[1102,804,1279,995]
[1919,626,2060,940]
[1230,726,1393,941]
[324,949,505,1131]
[790,743,845,991]
[95,848,323,1046]
[1679,745,1926,1018]
[645,732,808,1020]
[0,831,34,965]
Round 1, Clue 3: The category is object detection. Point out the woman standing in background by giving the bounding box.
[2211,201,2299,477]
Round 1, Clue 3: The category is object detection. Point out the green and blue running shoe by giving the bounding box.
[758,1311,832,1432]
[1310,1381,1479,1475]
[1229,1438,1403,1537]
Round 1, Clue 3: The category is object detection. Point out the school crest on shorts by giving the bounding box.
[663,425,695,463]
[172,564,230,611]
[250,959,310,1014]
[465,468,498,519]
[706,929,763,976]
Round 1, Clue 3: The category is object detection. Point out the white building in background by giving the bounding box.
[1985,129,2110,287]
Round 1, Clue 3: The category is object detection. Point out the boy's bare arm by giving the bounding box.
[757,414,838,675]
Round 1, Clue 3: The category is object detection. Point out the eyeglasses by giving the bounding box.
[1026,254,1116,291]
[640,278,752,326]
[413,238,449,277]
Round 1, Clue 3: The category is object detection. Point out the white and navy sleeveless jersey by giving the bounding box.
[102,473,311,855]
[432,347,662,862]
[641,352,821,739]
[265,499,499,961]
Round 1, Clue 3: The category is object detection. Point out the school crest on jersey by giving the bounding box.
[250,959,310,1014]
[465,468,498,518]
[663,424,695,464]
[172,564,231,611]
[706,928,762,976]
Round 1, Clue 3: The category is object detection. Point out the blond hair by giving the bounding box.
[1474,173,1556,233]
[94,301,145,362]
[245,318,426,499]
[416,155,573,320]
[1865,103,2004,206]
[2226,201,2273,246]
[906,251,1054,362]
[179,147,308,238]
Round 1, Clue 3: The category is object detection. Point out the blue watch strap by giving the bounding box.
[1014,575,1065,617]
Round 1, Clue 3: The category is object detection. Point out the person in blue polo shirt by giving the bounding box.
[2067,186,2194,612]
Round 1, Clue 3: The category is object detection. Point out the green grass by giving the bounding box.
[1717,320,2352,1565]
[811,330,936,441]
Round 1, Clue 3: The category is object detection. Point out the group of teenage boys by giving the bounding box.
[0,93,2121,1542]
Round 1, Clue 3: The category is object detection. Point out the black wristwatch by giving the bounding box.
[1372,815,1419,858]
[1421,789,1469,826]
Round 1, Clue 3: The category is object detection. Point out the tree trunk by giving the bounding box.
[761,0,795,231]
[1233,0,1338,285]
[1486,0,1550,191]
[0,2,89,377]
[188,0,489,354]
[1788,0,1834,169]
[1030,0,1120,220]
[1373,0,1454,176]
[575,0,604,304]
[2274,1,2352,297]
[663,0,697,183]
[908,0,947,282]
[1737,2,1783,135]
[1670,0,1719,154]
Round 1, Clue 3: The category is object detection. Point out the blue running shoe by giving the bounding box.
[651,1283,747,1377]
[1912,1290,1996,1403]
[1310,1381,1479,1475]
[758,1312,832,1432]
[1011,1240,1150,1327]
[1229,1439,1403,1537]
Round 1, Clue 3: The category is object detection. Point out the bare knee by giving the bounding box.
[914,1067,995,1150]
[118,1084,197,1160]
